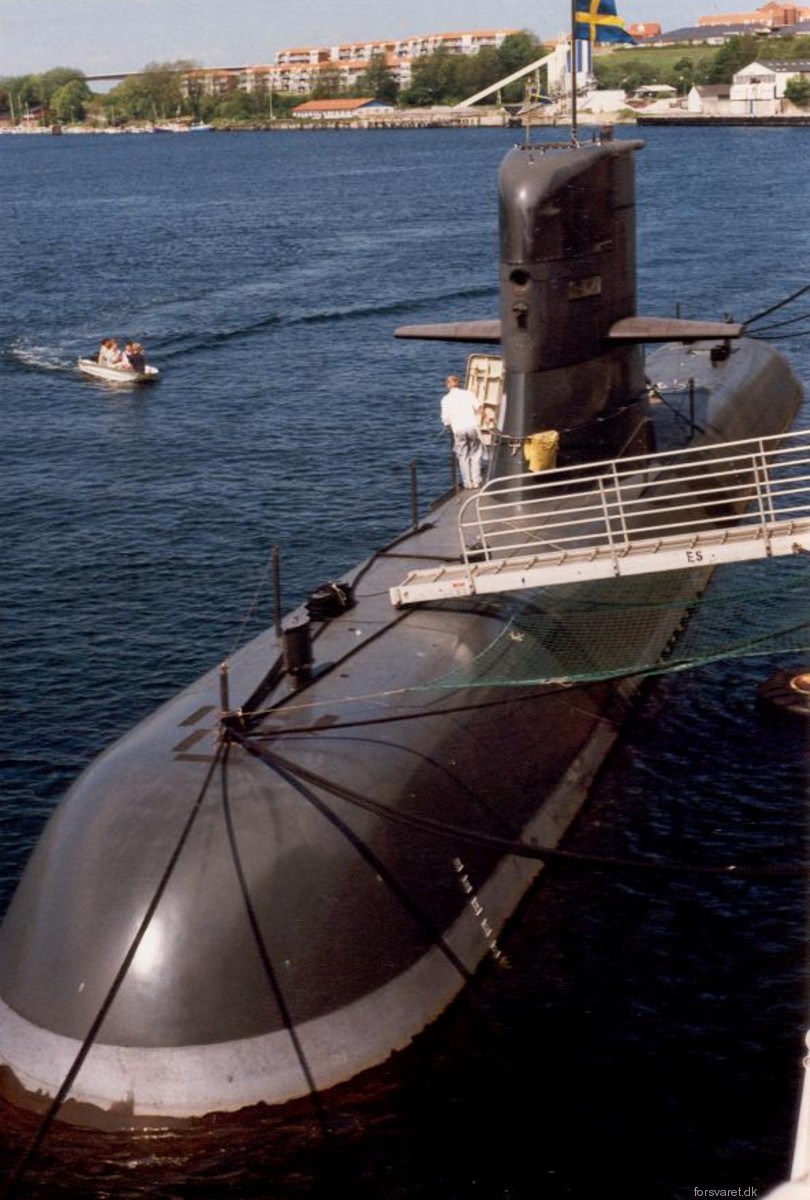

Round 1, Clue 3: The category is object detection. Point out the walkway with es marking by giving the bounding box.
[390,428,810,607]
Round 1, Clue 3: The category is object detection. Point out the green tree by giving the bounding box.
[39,67,88,106]
[401,48,461,105]
[355,52,399,104]
[264,90,296,119]
[497,31,544,78]
[312,66,341,98]
[106,60,191,122]
[785,74,810,107]
[1,73,43,117]
[108,75,152,121]
[140,60,187,118]
[50,77,92,122]
[668,56,694,87]
[0,77,21,119]
[251,86,276,121]
[758,34,810,60]
[707,34,761,84]
[215,91,259,121]
[94,90,125,126]
[661,57,696,96]
[183,70,207,123]
[456,46,502,100]
[593,59,657,91]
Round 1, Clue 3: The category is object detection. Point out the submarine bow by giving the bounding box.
[0,134,802,1131]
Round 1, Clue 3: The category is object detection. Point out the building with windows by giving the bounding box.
[698,2,810,27]
[686,83,732,113]
[686,57,810,113]
[730,57,810,111]
[291,97,396,119]
[183,28,519,99]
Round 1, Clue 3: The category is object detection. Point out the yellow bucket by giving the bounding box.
[523,430,559,472]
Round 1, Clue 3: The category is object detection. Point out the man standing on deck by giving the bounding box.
[440,374,484,489]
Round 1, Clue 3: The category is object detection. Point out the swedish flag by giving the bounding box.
[575,0,635,43]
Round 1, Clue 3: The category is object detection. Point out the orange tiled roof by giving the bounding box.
[293,98,378,112]
[277,28,519,57]
[400,28,518,37]
[308,57,372,70]
[337,38,393,48]
[698,2,810,23]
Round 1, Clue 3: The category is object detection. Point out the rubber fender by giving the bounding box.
[756,668,810,722]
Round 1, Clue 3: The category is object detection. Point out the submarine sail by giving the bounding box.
[0,132,801,1131]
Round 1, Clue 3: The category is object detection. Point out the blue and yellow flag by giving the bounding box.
[575,0,635,43]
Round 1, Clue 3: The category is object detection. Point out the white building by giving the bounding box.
[687,83,732,113]
[546,39,594,100]
[292,98,395,119]
[260,28,519,95]
[730,59,810,114]
[686,59,810,115]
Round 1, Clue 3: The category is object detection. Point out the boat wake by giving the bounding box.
[7,341,75,374]
[151,284,497,359]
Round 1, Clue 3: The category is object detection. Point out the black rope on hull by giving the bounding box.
[5,743,227,1200]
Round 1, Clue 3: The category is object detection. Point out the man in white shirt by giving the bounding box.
[440,374,484,489]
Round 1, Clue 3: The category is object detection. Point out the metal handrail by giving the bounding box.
[458,429,810,570]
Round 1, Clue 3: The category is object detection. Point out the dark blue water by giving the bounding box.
[1,125,809,1198]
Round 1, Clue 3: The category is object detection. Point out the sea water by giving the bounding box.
[1,125,809,1198]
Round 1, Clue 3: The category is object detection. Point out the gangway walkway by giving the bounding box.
[390,428,810,607]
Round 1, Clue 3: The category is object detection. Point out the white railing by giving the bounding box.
[389,428,810,606]
[458,428,810,568]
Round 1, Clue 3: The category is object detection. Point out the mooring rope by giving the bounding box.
[241,739,806,883]
[4,742,226,1200]
[744,281,810,329]
[229,727,478,986]
[219,739,323,1106]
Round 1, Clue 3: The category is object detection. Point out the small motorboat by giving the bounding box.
[77,357,160,384]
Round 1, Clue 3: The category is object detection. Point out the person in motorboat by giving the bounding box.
[79,341,157,383]
[121,342,146,373]
[97,338,121,367]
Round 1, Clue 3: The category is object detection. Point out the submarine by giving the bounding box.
[0,130,802,1132]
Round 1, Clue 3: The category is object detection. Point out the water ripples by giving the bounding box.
[1,125,809,1197]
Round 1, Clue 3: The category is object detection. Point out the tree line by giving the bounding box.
[593,33,810,104]
[0,34,544,126]
[4,33,810,127]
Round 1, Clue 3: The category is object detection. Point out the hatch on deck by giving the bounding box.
[466,353,503,446]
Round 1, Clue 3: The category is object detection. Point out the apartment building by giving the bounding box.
[184,28,519,98]
[698,2,810,27]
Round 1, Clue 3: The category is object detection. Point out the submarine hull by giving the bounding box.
[0,137,802,1128]
[0,334,801,1127]
[0,666,639,1123]
[0,542,707,1124]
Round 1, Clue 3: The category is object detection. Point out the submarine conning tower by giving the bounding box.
[492,138,649,481]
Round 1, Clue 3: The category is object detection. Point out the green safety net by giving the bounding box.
[424,558,810,689]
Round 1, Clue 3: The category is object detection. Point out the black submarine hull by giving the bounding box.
[0,139,802,1128]
[0,494,717,1123]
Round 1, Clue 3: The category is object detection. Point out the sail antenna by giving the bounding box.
[570,0,635,144]
[523,79,531,146]
[571,0,579,144]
